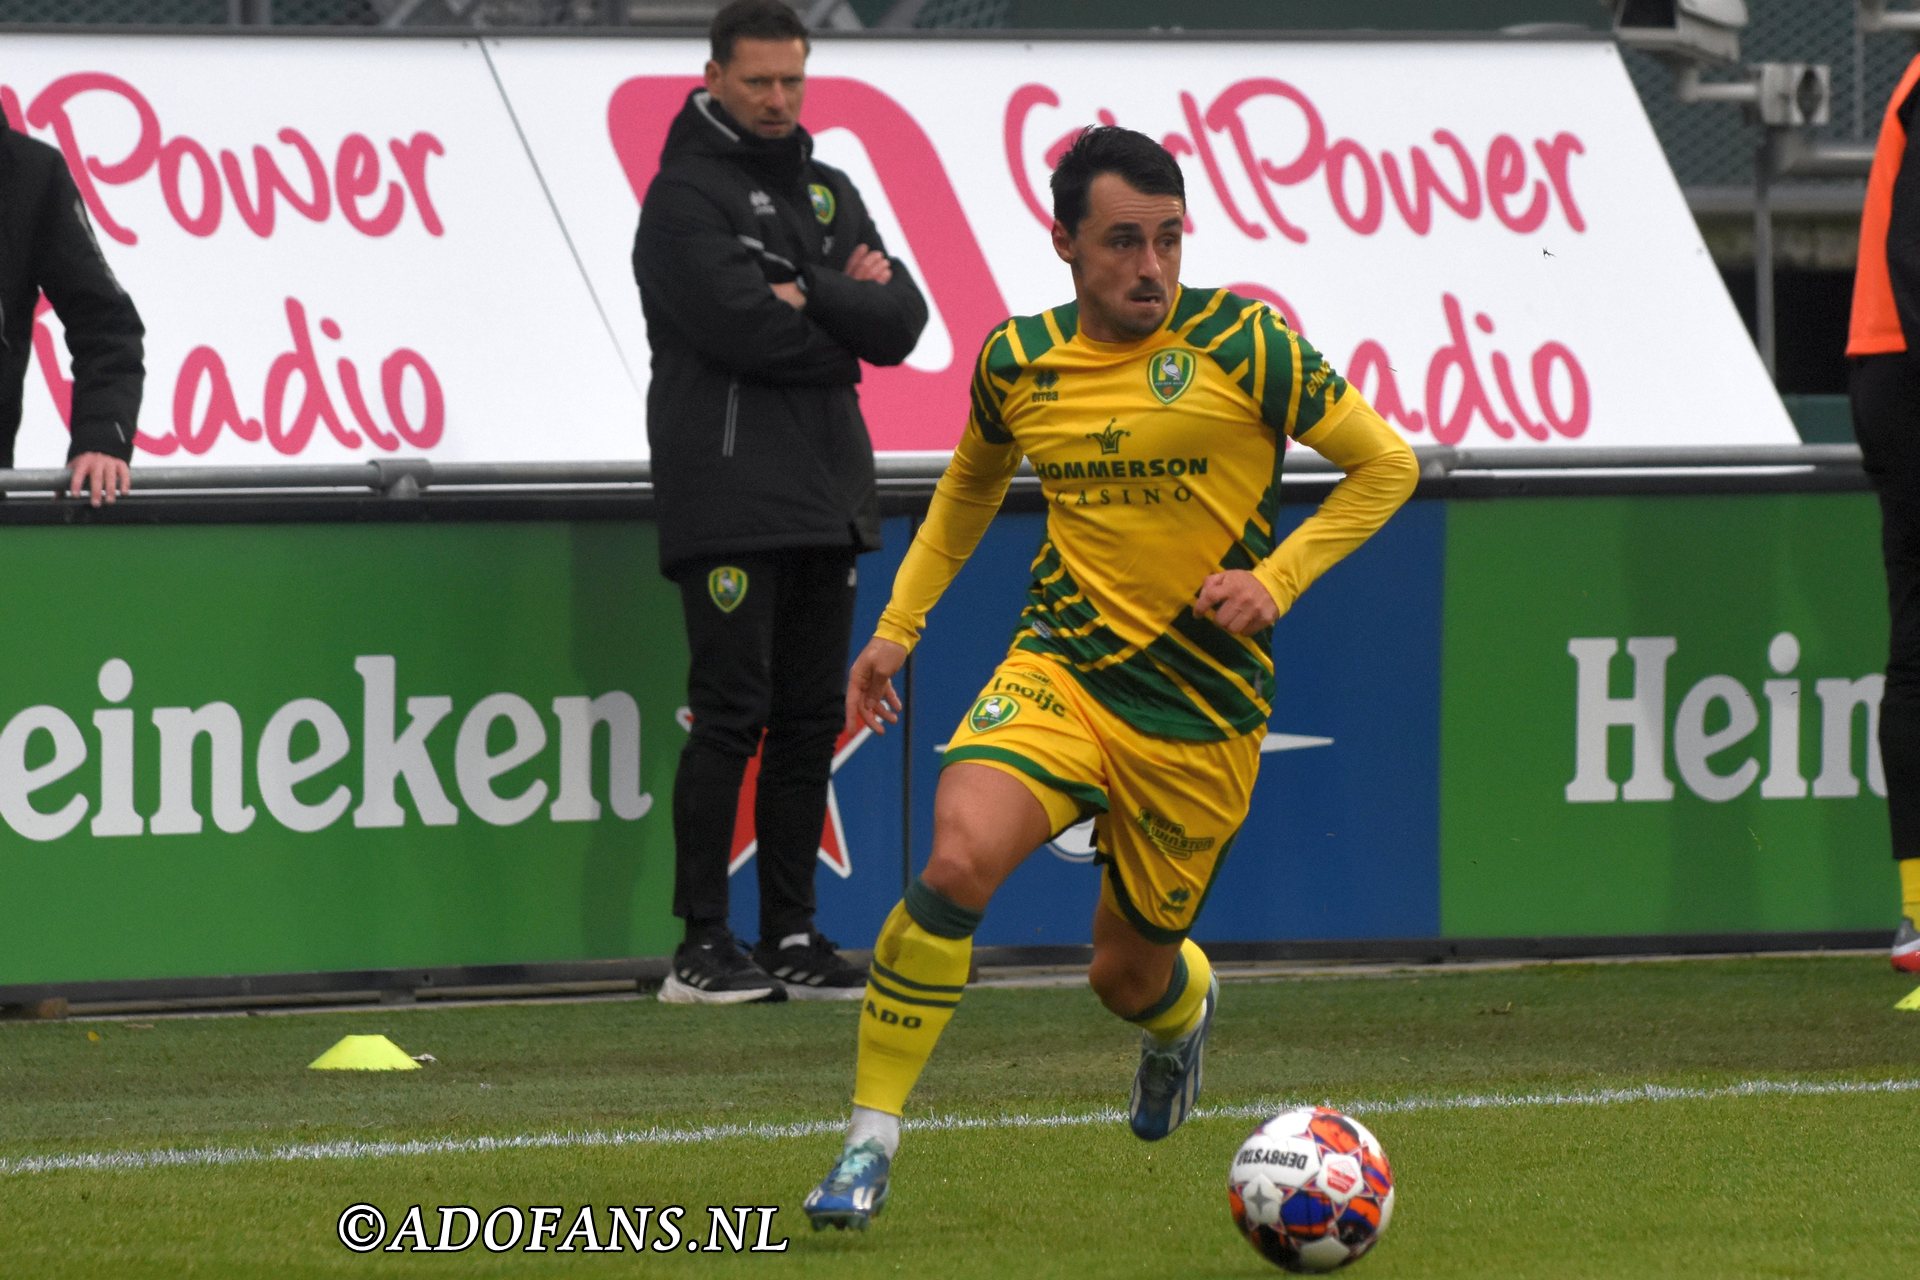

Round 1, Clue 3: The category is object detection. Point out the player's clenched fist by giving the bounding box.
[845,636,907,735]
[1191,570,1280,637]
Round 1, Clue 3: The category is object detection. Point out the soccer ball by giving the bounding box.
[1227,1106,1395,1272]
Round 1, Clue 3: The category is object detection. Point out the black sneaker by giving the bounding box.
[753,932,867,1002]
[658,935,787,1005]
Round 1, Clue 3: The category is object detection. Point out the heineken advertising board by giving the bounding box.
[0,522,686,985]
[0,493,1895,992]
[1440,493,1892,938]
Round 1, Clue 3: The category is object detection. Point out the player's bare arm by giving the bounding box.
[845,635,907,735]
[1191,569,1279,636]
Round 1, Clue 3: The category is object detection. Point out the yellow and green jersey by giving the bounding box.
[876,285,1418,742]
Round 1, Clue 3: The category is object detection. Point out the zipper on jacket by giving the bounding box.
[722,377,739,458]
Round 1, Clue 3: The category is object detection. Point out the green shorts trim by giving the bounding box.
[1100,830,1242,945]
[1101,862,1191,946]
[941,744,1110,815]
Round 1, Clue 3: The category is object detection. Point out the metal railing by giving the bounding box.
[0,444,1867,499]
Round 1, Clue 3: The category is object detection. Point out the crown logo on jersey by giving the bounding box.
[1148,349,1195,405]
[1085,418,1129,455]
[808,183,836,225]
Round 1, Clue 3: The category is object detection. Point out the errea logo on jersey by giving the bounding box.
[1030,368,1060,404]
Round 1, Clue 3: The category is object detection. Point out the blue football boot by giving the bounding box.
[803,1138,891,1230]
[1129,974,1218,1141]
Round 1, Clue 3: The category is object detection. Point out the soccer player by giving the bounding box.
[802,126,1419,1229]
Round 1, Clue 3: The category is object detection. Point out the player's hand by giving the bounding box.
[845,636,907,736]
[771,280,807,309]
[1192,570,1280,636]
[65,452,130,508]
[843,244,893,285]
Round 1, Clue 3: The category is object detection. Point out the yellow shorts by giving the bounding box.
[941,653,1262,943]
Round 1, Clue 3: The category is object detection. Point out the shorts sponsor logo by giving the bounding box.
[989,674,1069,717]
[1135,808,1215,859]
[1147,349,1195,405]
[707,567,748,614]
[967,694,1018,732]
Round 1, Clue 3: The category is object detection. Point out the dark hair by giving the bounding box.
[1050,126,1185,234]
[710,0,811,65]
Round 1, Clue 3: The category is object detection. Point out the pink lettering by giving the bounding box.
[172,346,254,455]
[1287,291,1588,446]
[1325,138,1382,236]
[1532,341,1590,438]
[17,73,443,243]
[1486,134,1548,233]
[1380,130,1481,234]
[1533,132,1587,233]
[146,298,442,457]
[1003,84,1059,227]
[1347,340,1425,434]
[159,136,221,237]
[336,133,404,237]
[1427,293,1513,444]
[388,133,446,237]
[222,130,331,236]
[1002,78,1585,244]
[381,350,445,449]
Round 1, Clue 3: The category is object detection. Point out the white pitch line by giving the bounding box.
[5,1076,1916,1178]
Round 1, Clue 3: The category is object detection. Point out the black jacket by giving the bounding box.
[0,117,143,467]
[634,89,927,574]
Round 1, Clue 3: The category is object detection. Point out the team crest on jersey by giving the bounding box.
[707,566,749,613]
[809,183,836,224]
[967,694,1019,732]
[1148,349,1195,405]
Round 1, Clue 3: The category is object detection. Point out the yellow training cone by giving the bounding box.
[1896,987,1920,1013]
[308,1034,422,1071]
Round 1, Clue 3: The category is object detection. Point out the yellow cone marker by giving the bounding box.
[1896,987,1920,1013]
[308,1034,422,1071]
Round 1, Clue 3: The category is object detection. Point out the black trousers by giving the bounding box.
[1850,354,1920,861]
[669,546,858,941]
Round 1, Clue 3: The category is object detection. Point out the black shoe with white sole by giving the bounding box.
[753,932,866,1001]
[658,935,787,1005]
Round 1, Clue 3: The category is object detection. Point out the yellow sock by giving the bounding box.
[1901,858,1920,921]
[1128,938,1214,1043]
[851,878,980,1118]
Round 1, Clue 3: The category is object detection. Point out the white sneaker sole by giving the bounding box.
[657,973,785,1005]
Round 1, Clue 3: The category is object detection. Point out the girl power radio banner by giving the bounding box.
[2,33,1791,467]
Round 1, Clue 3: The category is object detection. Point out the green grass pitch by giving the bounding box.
[4,955,1917,1278]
